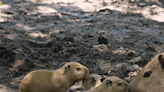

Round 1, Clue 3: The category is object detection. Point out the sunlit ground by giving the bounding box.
[38,0,164,22]
[0,0,164,22]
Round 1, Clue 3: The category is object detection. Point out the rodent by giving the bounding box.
[19,62,89,92]
[82,74,102,90]
[79,76,128,92]
[128,53,164,92]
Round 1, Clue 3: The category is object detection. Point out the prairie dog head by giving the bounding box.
[101,76,128,92]
[128,53,164,92]
[62,62,89,81]
[82,74,102,90]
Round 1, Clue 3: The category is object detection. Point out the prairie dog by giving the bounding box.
[82,74,102,90]
[19,62,89,92]
[128,53,164,92]
[80,76,128,92]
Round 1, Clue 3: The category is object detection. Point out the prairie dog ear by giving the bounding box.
[59,61,71,67]
[158,55,164,69]
[106,80,112,87]
[100,75,106,82]
[100,77,106,82]
[92,77,97,84]
[59,62,66,67]
[64,65,71,73]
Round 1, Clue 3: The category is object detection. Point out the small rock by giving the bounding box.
[129,71,138,76]
[127,56,142,63]
[63,36,74,42]
[127,50,138,57]
[97,31,108,44]
[145,46,156,52]
[129,64,140,71]
[93,44,108,52]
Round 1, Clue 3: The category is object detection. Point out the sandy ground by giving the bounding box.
[0,0,164,92]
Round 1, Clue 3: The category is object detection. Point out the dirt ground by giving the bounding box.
[0,0,164,92]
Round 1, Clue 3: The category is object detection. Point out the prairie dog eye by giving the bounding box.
[143,71,152,78]
[118,82,122,86]
[76,67,81,71]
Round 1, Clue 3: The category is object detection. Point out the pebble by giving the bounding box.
[97,31,108,44]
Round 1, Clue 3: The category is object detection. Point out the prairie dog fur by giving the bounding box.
[82,74,102,90]
[80,76,128,92]
[19,62,89,92]
[128,53,164,92]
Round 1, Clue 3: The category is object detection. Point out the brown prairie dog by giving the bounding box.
[79,76,128,92]
[128,53,164,92]
[82,74,102,90]
[19,62,89,92]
